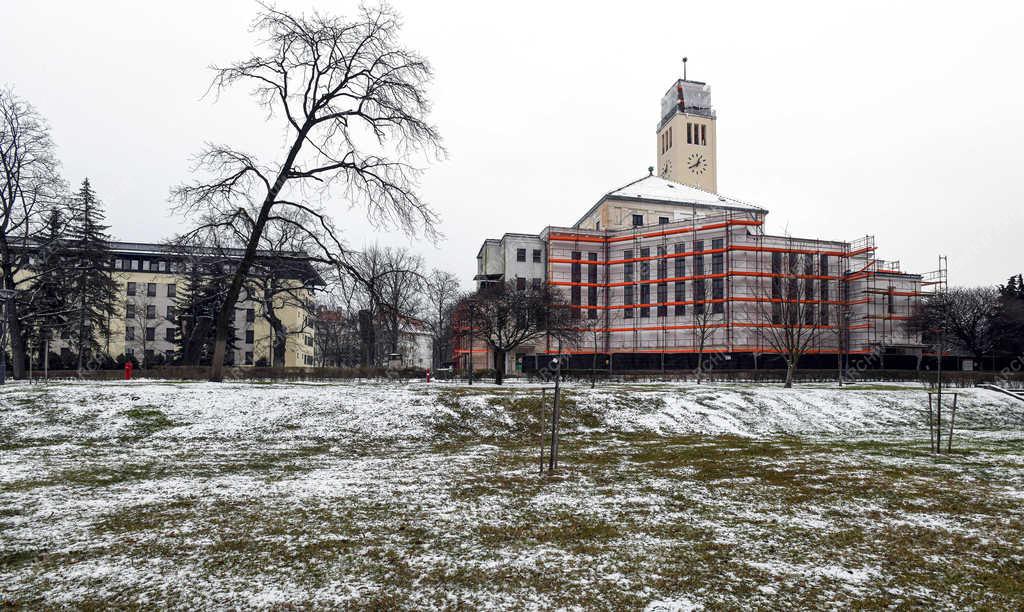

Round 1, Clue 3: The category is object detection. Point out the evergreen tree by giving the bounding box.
[25,209,71,366]
[63,179,119,371]
[173,256,237,365]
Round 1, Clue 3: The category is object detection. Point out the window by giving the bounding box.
[687,123,693,144]
[165,328,175,342]
[674,243,686,278]
[147,283,156,297]
[657,283,668,317]
[771,252,783,325]
[127,282,136,297]
[804,254,815,300]
[587,253,598,320]
[570,253,581,317]
[166,305,175,320]
[246,308,255,323]
[125,326,135,341]
[516,276,526,291]
[674,282,685,316]
[657,246,667,280]
[712,279,724,314]
[532,249,542,263]
[820,254,830,325]
[158,260,167,272]
[659,216,669,225]
[712,238,724,275]
[145,327,155,342]
[623,250,634,282]
[701,124,707,146]
[126,303,136,319]
[245,329,255,344]
[639,285,650,318]
[624,285,634,319]
[146,304,156,319]
[245,352,254,365]
[304,355,314,366]
[516,248,526,262]
[167,283,176,298]
[632,214,644,227]
[132,259,140,271]
[531,278,542,290]
[640,248,650,281]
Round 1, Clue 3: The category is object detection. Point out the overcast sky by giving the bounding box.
[2,1,1022,289]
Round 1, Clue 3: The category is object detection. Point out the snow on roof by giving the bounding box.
[605,175,766,212]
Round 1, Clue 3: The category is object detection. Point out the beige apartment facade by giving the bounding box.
[40,242,316,368]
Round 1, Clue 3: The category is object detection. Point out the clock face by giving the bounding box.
[660,159,672,178]
[687,153,708,175]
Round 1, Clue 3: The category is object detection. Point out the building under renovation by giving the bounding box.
[463,75,942,374]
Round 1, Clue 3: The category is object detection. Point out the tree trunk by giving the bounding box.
[8,313,26,379]
[696,349,704,384]
[493,348,505,385]
[209,125,311,381]
[784,361,795,388]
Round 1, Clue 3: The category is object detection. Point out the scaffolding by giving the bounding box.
[538,207,934,370]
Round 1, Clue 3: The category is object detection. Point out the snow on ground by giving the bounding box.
[2,380,1023,608]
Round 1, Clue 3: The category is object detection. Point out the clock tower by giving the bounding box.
[655,78,717,192]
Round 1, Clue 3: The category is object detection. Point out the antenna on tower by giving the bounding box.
[682,56,688,80]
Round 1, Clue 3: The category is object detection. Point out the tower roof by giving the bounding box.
[659,79,715,130]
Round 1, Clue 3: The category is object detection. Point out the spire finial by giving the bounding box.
[682,56,688,80]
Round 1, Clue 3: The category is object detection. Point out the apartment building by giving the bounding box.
[463,75,938,374]
[43,241,317,368]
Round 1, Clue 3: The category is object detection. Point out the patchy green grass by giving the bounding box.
[2,381,1022,608]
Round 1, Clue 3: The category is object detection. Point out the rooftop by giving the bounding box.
[573,174,767,228]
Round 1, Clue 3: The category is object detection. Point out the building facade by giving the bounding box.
[462,76,939,374]
[38,241,316,368]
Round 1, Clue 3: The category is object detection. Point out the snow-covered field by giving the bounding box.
[2,380,1023,608]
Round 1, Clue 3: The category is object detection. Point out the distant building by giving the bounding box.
[31,241,316,368]
[463,75,938,374]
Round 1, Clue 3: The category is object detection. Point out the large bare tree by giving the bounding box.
[173,4,442,380]
[423,268,461,369]
[0,88,64,380]
[462,281,576,385]
[757,245,824,388]
[910,286,1000,367]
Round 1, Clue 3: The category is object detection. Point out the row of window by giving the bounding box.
[659,126,674,154]
[621,279,724,319]
[770,253,832,325]
[125,325,259,345]
[632,214,672,227]
[659,122,708,153]
[515,277,543,291]
[120,348,310,367]
[515,248,544,263]
[127,282,176,298]
[116,258,175,273]
[687,122,707,146]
